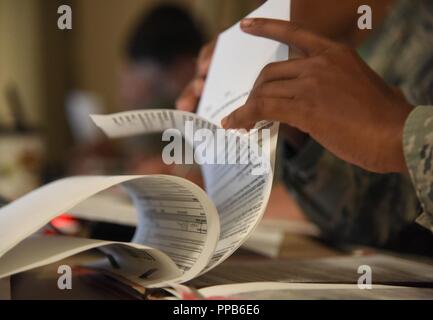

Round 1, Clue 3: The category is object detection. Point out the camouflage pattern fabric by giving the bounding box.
[281,0,433,245]
[403,106,433,233]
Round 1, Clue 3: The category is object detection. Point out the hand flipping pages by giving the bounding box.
[0,0,291,287]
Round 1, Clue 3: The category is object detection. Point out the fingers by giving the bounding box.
[197,40,216,77]
[252,79,304,99]
[252,59,309,90]
[221,103,260,130]
[176,82,199,112]
[221,97,302,130]
[240,18,334,56]
[193,78,205,96]
[177,40,216,112]
[176,77,206,111]
[221,61,314,130]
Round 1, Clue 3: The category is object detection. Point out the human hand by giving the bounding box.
[176,40,216,112]
[221,18,413,174]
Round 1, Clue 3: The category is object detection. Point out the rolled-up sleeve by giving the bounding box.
[403,106,433,233]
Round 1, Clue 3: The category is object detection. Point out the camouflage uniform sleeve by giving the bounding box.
[281,138,419,246]
[403,106,433,233]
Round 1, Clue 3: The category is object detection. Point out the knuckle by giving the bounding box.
[287,22,301,34]
[250,86,261,99]
[314,54,329,67]
[253,83,267,97]
[251,98,265,118]
[262,62,276,77]
[335,43,355,56]
[303,76,321,89]
[255,62,277,86]
[303,57,328,77]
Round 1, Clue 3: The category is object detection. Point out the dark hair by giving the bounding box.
[126,4,205,67]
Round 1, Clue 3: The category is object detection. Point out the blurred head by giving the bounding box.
[120,4,205,109]
[292,0,396,45]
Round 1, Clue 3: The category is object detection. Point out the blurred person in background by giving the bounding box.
[119,4,206,179]
[90,4,206,241]
[69,4,206,177]
[177,0,433,255]
[120,4,205,109]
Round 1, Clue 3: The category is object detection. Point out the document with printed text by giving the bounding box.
[0,0,290,288]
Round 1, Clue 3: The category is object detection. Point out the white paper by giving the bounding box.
[123,175,220,281]
[0,175,219,286]
[0,235,181,287]
[0,0,291,287]
[198,282,433,300]
[197,0,290,271]
[70,192,138,226]
[197,0,290,124]
[90,0,291,275]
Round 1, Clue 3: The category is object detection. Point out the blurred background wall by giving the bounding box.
[0,0,44,128]
[69,0,259,114]
[0,0,260,171]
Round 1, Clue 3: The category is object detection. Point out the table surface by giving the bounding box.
[5,233,341,300]
[5,233,433,300]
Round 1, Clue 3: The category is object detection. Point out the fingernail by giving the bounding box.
[240,18,254,28]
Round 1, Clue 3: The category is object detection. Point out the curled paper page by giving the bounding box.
[90,0,290,274]
[0,236,180,287]
[0,175,219,286]
[192,0,291,270]
[0,0,291,287]
[90,108,275,275]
